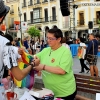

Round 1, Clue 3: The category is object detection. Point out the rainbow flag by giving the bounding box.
[21,51,33,64]
[14,52,36,89]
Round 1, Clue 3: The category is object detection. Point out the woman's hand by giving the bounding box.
[34,64,44,71]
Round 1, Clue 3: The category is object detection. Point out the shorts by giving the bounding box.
[87,55,98,66]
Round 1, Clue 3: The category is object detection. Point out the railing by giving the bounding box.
[27,16,57,24]
[50,0,55,1]
[28,18,43,24]
[34,1,41,5]
[10,10,14,14]
[50,16,57,22]
[93,18,100,25]
[22,2,27,8]
[42,17,49,22]
[6,0,18,3]
[77,20,85,26]
[63,21,69,28]
[42,0,48,3]
[28,1,33,6]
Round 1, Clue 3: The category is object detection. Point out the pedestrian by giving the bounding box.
[62,37,70,49]
[0,0,39,82]
[77,37,90,73]
[86,34,99,77]
[34,28,77,100]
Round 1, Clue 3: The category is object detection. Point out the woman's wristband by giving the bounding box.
[43,65,46,70]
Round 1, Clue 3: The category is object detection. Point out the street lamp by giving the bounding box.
[18,7,22,42]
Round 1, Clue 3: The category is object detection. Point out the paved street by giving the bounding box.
[73,56,100,76]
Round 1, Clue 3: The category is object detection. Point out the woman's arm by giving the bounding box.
[35,64,66,75]
[10,65,32,81]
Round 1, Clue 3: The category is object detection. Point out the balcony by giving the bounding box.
[28,1,33,6]
[9,24,14,29]
[93,18,100,25]
[42,0,48,3]
[42,17,49,22]
[28,18,43,24]
[50,16,57,22]
[6,0,18,3]
[22,2,27,8]
[50,0,55,1]
[34,1,41,5]
[77,20,85,26]
[63,21,69,29]
[10,10,14,14]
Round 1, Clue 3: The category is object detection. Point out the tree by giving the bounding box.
[27,26,40,38]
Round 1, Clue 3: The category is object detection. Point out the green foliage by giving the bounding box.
[27,26,40,37]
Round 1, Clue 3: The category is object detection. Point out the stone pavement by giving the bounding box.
[73,56,100,75]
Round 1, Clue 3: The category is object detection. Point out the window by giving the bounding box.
[30,0,33,4]
[96,11,100,24]
[44,9,48,22]
[10,5,14,14]
[30,11,33,23]
[52,7,56,21]
[79,12,84,25]
[10,18,14,28]
[37,0,40,3]
[24,13,27,21]
[23,0,26,6]
[33,8,42,23]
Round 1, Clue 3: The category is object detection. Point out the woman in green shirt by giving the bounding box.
[34,28,76,100]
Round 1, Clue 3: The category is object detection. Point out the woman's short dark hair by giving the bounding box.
[48,28,63,39]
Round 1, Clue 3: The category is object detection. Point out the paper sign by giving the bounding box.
[96,93,100,100]
[19,91,36,100]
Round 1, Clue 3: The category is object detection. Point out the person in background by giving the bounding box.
[86,34,99,77]
[34,28,76,100]
[23,37,29,49]
[40,40,45,51]
[35,39,40,53]
[0,0,40,83]
[16,38,21,47]
[62,37,70,49]
[77,37,90,73]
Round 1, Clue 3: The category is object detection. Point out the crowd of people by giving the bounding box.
[0,0,100,100]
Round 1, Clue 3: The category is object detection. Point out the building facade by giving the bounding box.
[5,0,100,40]
[74,0,100,39]
[5,0,68,40]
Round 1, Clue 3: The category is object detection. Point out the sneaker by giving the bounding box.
[86,70,90,73]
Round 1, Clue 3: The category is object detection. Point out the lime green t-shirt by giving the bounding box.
[36,45,76,97]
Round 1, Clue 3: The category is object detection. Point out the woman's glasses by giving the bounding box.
[46,37,57,41]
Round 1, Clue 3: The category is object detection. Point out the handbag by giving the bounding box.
[86,41,95,62]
